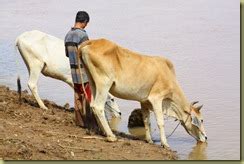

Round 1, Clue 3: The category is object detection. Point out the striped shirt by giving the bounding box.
[65,28,89,84]
[65,28,89,45]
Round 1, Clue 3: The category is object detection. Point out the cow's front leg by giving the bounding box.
[151,99,170,148]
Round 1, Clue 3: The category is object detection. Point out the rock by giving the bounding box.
[23,90,28,94]
[128,108,144,128]
[63,103,70,110]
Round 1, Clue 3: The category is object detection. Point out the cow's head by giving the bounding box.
[182,101,207,142]
[105,94,121,118]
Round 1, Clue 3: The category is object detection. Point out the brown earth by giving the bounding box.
[0,85,177,160]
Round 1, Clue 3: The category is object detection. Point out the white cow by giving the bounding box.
[15,30,121,117]
[79,39,207,148]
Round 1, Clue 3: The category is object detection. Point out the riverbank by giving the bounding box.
[0,85,177,160]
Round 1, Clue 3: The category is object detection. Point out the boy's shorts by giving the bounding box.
[74,83,92,103]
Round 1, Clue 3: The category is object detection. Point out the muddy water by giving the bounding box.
[0,0,240,160]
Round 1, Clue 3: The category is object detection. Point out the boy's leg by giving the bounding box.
[83,83,101,133]
[74,83,101,133]
[74,85,85,127]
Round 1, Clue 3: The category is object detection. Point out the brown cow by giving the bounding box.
[79,39,207,148]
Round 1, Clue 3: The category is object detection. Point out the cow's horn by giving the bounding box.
[196,105,203,111]
[191,101,199,106]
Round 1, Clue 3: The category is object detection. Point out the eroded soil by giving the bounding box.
[0,85,177,160]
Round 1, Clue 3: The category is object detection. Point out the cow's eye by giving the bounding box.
[201,120,203,123]
[111,99,114,102]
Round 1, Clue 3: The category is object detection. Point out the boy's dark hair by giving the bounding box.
[75,11,90,23]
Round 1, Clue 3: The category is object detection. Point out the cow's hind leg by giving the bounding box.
[141,102,153,144]
[91,85,117,142]
[28,63,48,110]
[149,97,170,148]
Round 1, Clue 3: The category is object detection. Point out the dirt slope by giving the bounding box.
[0,85,177,160]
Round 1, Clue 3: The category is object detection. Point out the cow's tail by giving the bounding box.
[78,41,91,101]
[15,38,22,104]
[17,76,22,103]
[79,51,88,101]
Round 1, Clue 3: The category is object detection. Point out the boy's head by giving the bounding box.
[75,11,90,24]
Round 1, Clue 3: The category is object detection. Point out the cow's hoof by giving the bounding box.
[146,139,154,144]
[162,143,170,149]
[41,106,48,110]
[106,135,117,142]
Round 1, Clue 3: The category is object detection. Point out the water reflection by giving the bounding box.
[188,142,208,160]
[128,127,146,140]
[127,124,208,160]
[108,116,121,131]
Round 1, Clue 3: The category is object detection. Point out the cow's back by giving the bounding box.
[16,30,70,77]
[82,39,175,80]
[16,30,65,61]
[81,39,176,101]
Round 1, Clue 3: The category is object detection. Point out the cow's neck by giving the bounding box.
[162,99,180,119]
[165,84,191,121]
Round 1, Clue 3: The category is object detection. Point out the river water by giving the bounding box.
[0,0,240,160]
